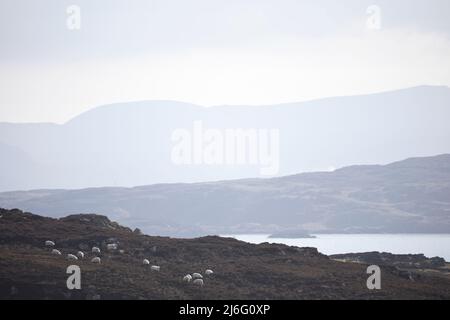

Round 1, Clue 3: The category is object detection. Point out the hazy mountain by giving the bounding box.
[1,154,449,236]
[1,86,450,191]
[0,142,46,191]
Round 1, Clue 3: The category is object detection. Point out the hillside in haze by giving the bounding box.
[1,154,450,236]
[1,86,450,191]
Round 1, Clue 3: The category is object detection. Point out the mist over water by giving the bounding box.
[224,234,450,261]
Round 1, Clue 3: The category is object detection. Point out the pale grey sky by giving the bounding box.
[1,0,450,123]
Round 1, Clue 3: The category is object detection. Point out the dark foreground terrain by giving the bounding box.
[0,208,449,300]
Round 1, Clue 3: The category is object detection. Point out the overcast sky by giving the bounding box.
[1,0,450,123]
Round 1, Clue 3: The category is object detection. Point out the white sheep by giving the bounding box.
[183,274,193,283]
[91,257,101,264]
[76,251,85,259]
[45,240,55,247]
[151,265,160,272]
[143,259,150,265]
[107,243,118,251]
[67,254,78,261]
[193,279,204,286]
[205,269,214,275]
[51,249,61,255]
[92,247,101,254]
[192,273,203,279]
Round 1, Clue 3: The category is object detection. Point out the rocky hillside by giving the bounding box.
[330,252,447,270]
[0,208,449,300]
[330,252,450,282]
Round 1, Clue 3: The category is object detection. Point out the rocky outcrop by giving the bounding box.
[330,252,447,269]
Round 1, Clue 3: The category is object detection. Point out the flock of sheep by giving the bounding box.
[44,240,214,287]
[46,240,102,264]
[182,270,214,287]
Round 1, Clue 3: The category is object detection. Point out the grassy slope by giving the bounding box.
[0,208,449,300]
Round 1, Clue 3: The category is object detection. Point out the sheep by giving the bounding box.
[192,273,203,279]
[51,249,61,255]
[45,240,55,247]
[183,274,193,283]
[67,254,78,261]
[143,259,150,265]
[107,243,118,251]
[92,247,101,254]
[91,257,101,264]
[205,269,214,275]
[76,251,85,259]
[193,279,204,286]
[151,265,160,272]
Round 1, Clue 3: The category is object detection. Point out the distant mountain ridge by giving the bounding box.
[1,154,449,236]
[1,85,450,191]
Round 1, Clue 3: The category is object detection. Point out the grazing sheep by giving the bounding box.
[51,249,61,255]
[45,240,55,247]
[92,247,101,254]
[67,254,78,261]
[91,257,101,264]
[76,251,85,259]
[143,259,150,265]
[183,274,193,283]
[192,273,203,279]
[205,269,214,275]
[151,265,160,272]
[107,243,118,251]
[193,279,204,286]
